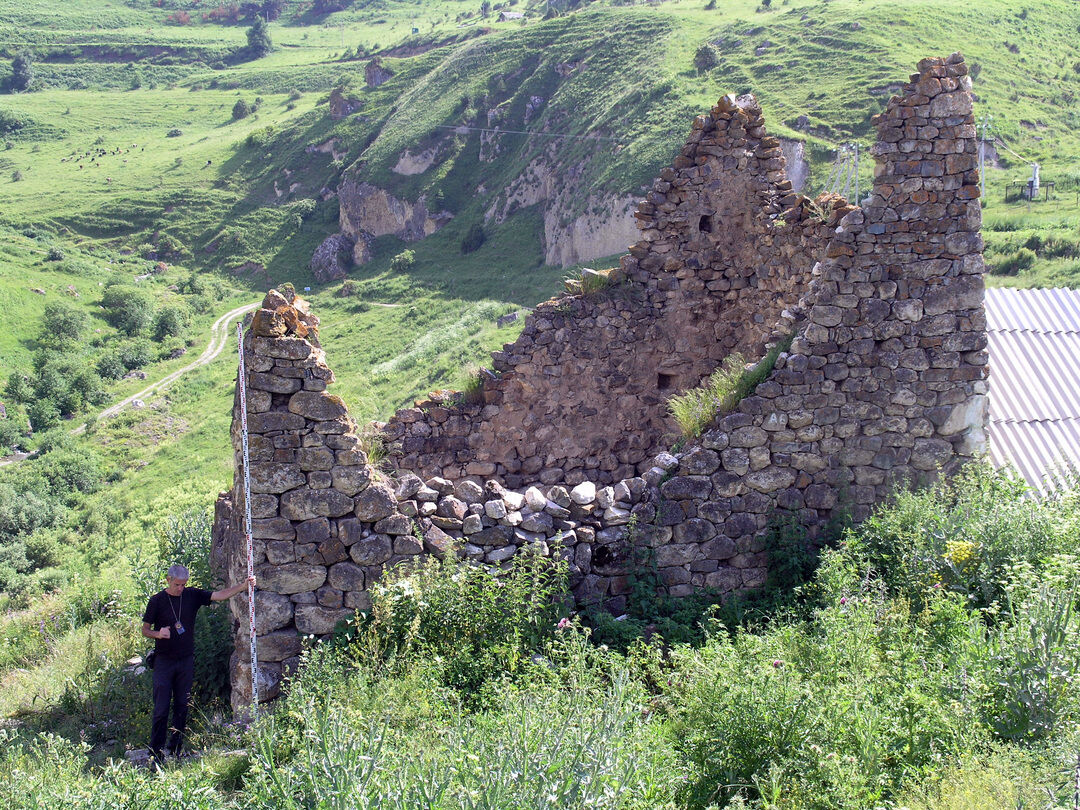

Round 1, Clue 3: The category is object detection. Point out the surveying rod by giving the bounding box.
[236,322,259,709]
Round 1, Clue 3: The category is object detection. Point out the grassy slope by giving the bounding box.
[2,0,1080,734]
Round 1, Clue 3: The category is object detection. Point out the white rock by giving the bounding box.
[524,486,547,511]
[596,486,615,509]
[570,481,596,505]
[503,491,525,511]
[484,499,507,519]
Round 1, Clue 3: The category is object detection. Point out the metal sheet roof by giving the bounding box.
[985,286,1080,492]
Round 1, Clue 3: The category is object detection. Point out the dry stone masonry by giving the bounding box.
[214,54,988,710]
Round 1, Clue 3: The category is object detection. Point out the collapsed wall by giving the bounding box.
[382,96,845,487]
[214,53,987,711]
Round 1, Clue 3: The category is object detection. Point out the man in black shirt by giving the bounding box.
[141,563,254,766]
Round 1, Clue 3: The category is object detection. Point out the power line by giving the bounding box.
[435,124,622,144]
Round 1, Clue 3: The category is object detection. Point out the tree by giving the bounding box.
[232,98,252,120]
[40,302,88,350]
[390,249,415,273]
[153,303,190,340]
[10,52,33,92]
[480,1,491,17]
[694,44,719,73]
[101,284,155,335]
[247,17,273,57]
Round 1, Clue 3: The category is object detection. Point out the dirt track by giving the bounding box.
[0,301,258,466]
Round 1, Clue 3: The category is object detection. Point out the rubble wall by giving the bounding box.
[382,96,846,487]
[214,54,987,711]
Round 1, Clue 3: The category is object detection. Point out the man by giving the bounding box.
[141,564,255,766]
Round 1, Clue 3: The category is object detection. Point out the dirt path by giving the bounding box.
[0,301,258,466]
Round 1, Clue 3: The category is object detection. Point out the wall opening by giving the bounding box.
[698,214,713,233]
[657,372,677,391]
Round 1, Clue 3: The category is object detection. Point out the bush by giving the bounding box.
[246,17,273,57]
[152,302,190,340]
[166,128,183,137]
[232,98,252,120]
[389,249,415,273]
[460,222,486,254]
[10,52,33,92]
[11,169,22,182]
[992,247,1036,276]
[693,43,719,72]
[45,246,64,261]
[101,284,155,335]
[839,464,1078,611]
[337,540,567,696]
[39,301,87,350]
[95,351,126,380]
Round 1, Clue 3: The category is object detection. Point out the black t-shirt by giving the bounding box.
[142,587,213,660]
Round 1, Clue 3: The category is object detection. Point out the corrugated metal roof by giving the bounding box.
[985,286,1080,492]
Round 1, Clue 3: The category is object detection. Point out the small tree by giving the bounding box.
[247,17,273,57]
[10,52,33,92]
[40,302,88,349]
[389,249,415,273]
[232,98,252,120]
[693,43,719,73]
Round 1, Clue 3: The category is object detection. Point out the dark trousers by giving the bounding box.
[150,655,194,760]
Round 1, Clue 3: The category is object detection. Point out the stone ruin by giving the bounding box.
[213,53,988,710]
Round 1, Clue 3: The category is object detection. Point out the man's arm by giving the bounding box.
[211,575,256,602]
[142,622,170,640]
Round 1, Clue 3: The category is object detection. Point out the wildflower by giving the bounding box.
[556,617,572,630]
[772,659,783,669]
[839,596,847,605]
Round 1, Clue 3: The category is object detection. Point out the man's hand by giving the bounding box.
[158,626,171,640]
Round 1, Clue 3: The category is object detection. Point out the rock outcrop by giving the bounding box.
[337,177,453,265]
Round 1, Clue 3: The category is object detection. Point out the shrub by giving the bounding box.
[11,169,22,182]
[232,98,252,120]
[460,222,486,254]
[337,540,567,695]
[95,351,126,380]
[338,279,360,297]
[45,246,64,261]
[389,248,415,273]
[10,52,33,92]
[693,43,719,72]
[39,301,87,349]
[152,303,190,340]
[992,247,1036,275]
[838,464,1079,611]
[165,10,191,24]
[166,128,183,137]
[246,17,273,57]
[101,284,155,335]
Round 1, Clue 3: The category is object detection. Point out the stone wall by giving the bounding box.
[214,53,988,711]
[383,95,849,487]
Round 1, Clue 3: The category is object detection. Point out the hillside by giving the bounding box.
[1,2,1080,806]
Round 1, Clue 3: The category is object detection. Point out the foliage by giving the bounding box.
[232,98,252,120]
[101,283,156,335]
[693,43,719,73]
[10,52,33,92]
[246,18,273,58]
[667,335,794,440]
[39,301,88,350]
[460,222,486,254]
[389,248,415,273]
[336,539,568,696]
[840,464,1080,611]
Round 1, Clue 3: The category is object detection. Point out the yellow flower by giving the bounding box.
[944,539,978,566]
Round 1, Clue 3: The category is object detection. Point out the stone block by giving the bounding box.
[294,604,351,636]
[280,488,354,521]
[257,563,326,594]
[353,483,396,521]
